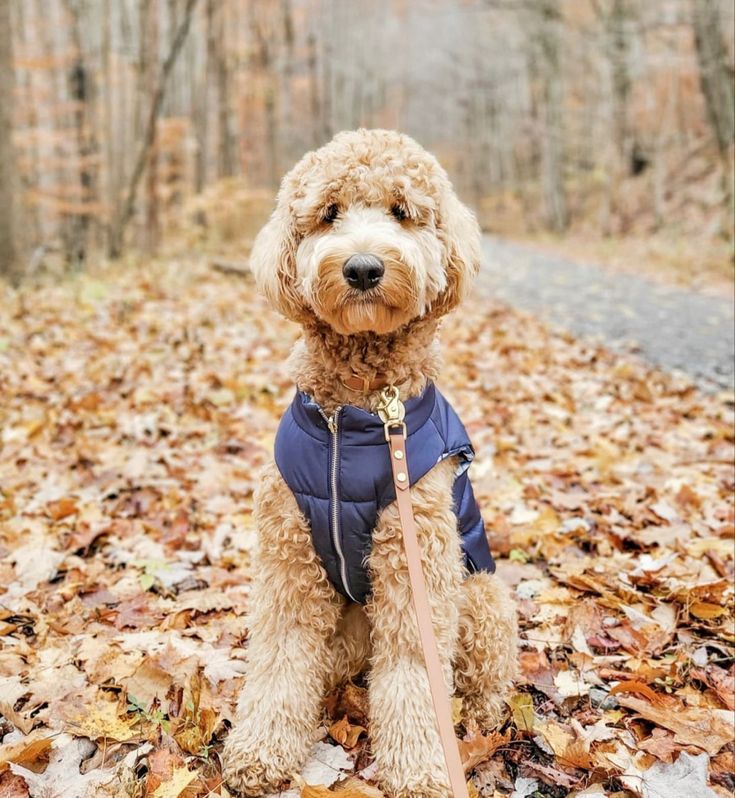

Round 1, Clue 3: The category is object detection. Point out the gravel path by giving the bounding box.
[480,236,735,391]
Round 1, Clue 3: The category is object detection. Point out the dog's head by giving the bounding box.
[250,129,481,335]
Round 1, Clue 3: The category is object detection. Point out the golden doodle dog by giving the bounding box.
[222,129,518,797]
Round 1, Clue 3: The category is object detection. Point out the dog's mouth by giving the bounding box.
[343,288,395,308]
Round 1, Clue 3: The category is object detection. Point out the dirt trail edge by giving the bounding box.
[480,236,734,392]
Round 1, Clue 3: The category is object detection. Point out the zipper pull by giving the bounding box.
[326,406,341,434]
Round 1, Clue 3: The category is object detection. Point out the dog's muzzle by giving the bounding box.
[342,253,384,291]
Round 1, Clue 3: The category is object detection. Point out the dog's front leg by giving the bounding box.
[367,458,465,798]
[223,464,344,797]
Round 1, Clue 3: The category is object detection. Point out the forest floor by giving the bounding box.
[0,253,733,798]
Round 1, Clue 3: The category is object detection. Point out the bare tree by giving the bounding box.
[692,0,734,231]
[141,0,160,253]
[4,0,733,268]
[0,0,19,281]
[529,0,568,232]
[62,0,100,266]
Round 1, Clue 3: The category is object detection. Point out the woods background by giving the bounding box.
[0,0,733,282]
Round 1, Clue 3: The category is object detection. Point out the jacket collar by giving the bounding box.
[291,382,437,445]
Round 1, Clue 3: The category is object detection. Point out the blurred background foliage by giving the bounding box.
[0,0,732,283]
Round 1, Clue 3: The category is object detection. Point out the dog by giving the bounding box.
[222,129,518,798]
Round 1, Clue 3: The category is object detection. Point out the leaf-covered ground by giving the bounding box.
[0,259,733,798]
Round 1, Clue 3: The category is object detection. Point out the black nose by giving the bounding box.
[342,254,385,291]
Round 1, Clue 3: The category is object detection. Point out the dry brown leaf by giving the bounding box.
[172,672,217,755]
[617,695,733,756]
[0,771,30,798]
[328,716,367,749]
[144,747,188,796]
[690,666,735,710]
[0,730,53,771]
[458,730,507,773]
[124,657,174,710]
[301,781,384,797]
[535,720,593,769]
[332,683,370,728]
[638,728,680,763]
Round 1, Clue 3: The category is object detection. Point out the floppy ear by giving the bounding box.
[431,190,482,317]
[248,205,304,322]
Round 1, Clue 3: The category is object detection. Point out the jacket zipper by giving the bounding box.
[318,406,357,602]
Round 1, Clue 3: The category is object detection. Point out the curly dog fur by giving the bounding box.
[222,129,518,797]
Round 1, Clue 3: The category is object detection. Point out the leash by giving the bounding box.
[377,386,469,798]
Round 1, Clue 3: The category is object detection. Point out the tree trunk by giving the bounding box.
[0,0,19,281]
[535,1,568,233]
[691,0,734,235]
[215,0,235,178]
[142,0,160,253]
[692,0,735,158]
[108,0,199,258]
[63,0,100,267]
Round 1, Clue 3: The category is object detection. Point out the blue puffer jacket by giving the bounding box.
[274,382,495,603]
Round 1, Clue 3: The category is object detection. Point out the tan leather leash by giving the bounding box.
[377,386,469,798]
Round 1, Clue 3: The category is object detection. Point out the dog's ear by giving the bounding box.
[249,205,304,321]
[431,190,482,317]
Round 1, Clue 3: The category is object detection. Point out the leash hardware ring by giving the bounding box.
[376,385,407,441]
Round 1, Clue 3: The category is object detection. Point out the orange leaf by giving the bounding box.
[609,681,661,704]
[458,730,507,773]
[328,716,366,749]
[47,498,78,520]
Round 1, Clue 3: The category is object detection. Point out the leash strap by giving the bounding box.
[386,426,469,798]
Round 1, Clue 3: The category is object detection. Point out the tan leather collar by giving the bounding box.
[341,374,393,393]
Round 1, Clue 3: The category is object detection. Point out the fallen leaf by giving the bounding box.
[150,765,198,798]
[0,771,30,798]
[328,716,366,750]
[64,699,137,742]
[508,693,535,733]
[47,498,78,521]
[510,776,538,798]
[609,681,661,704]
[9,736,115,798]
[0,730,53,771]
[301,779,384,797]
[626,751,717,798]
[458,730,507,773]
[617,695,733,756]
[299,742,354,788]
[638,728,680,763]
[554,669,590,699]
[172,672,217,755]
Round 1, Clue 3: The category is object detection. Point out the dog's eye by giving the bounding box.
[323,204,339,224]
[390,204,408,222]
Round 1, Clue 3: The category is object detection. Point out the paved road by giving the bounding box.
[480,236,735,391]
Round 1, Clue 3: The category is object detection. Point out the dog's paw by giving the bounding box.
[461,691,507,730]
[221,726,295,797]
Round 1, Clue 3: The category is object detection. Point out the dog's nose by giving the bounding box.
[342,254,385,291]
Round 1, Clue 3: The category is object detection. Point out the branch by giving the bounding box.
[108,0,200,257]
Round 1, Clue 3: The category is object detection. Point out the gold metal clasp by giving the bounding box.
[376,385,407,441]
